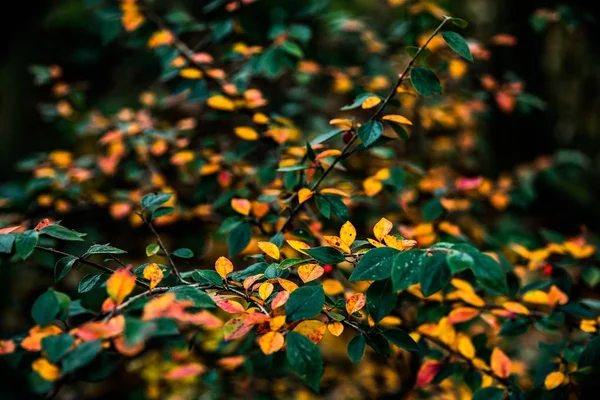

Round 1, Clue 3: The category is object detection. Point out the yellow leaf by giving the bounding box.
[522,290,550,305]
[231,198,251,216]
[253,113,269,124]
[457,290,485,308]
[361,96,382,109]
[580,319,598,333]
[319,188,350,197]
[564,241,595,259]
[286,240,310,255]
[373,218,393,241]
[490,347,512,379]
[329,118,353,130]
[323,235,351,254]
[298,264,324,283]
[368,238,386,248]
[502,301,529,315]
[293,320,326,344]
[179,68,203,79]
[298,188,314,204]
[215,256,233,279]
[277,278,299,293]
[207,95,235,111]
[346,293,366,315]
[269,315,286,331]
[382,114,413,126]
[106,267,136,305]
[234,126,259,141]
[143,263,164,291]
[544,371,565,390]
[327,321,344,336]
[456,333,475,359]
[383,235,410,251]
[340,221,356,246]
[363,177,383,197]
[257,242,280,260]
[258,282,274,300]
[258,331,284,355]
[322,279,345,295]
[31,358,60,381]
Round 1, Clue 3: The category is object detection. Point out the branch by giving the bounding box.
[276,17,452,235]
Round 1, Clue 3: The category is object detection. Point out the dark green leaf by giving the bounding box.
[473,387,505,400]
[31,290,60,325]
[142,193,173,209]
[391,250,424,291]
[310,129,343,146]
[85,244,126,255]
[40,224,85,241]
[450,18,469,29]
[191,270,223,286]
[61,340,101,375]
[0,234,15,253]
[348,335,366,363]
[446,251,474,273]
[366,279,397,323]
[404,46,431,61]
[78,273,106,293]
[125,317,156,347]
[15,230,39,259]
[350,247,399,281]
[471,252,508,295]
[286,331,323,392]
[422,198,444,221]
[410,67,442,96]
[228,222,251,257]
[419,253,451,296]
[281,41,304,58]
[441,31,473,61]
[170,286,215,308]
[357,121,384,148]
[383,328,419,352]
[173,248,194,259]
[42,334,74,363]
[286,285,325,320]
[304,246,345,264]
[55,256,77,282]
[152,207,176,220]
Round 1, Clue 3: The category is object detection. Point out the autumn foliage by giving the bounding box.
[1,1,599,399]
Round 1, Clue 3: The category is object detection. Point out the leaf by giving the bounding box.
[383,328,419,352]
[152,207,175,220]
[31,290,60,325]
[340,93,374,111]
[298,188,314,204]
[215,256,233,279]
[349,247,399,281]
[286,331,323,392]
[258,282,274,300]
[472,387,504,400]
[304,246,345,264]
[293,320,326,344]
[451,18,469,28]
[490,347,512,379]
[381,114,413,126]
[228,222,251,257]
[441,31,473,62]
[42,334,74,363]
[357,121,384,148]
[419,253,451,296]
[410,67,442,96]
[207,95,235,111]
[61,340,101,375]
[422,198,444,221]
[15,230,39,259]
[146,244,160,256]
[124,317,156,347]
[340,221,356,246]
[328,321,344,336]
[361,96,382,109]
[141,192,173,210]
[106,267,136,305]
[346,293,366,315]
[447,307,480,324]
[391,250,424,291]
[78,273,105,293]
[446,251,474,273]
[40,224,85,241]
[0,234,15,253]
[170,286,216,308]
[373,218,393,241]
[173,248,194,259]
[285,285,324,320]
[85,244,126,255]
[258,242,280,260]
[281,41,304,58]
[259,331,285,355]
[234,126,259,141]
[544,371,565,390]
[367,279,397,323]
[55,257,77,282]
[143,263,164,290]
[471,253,508,295]
[348,334,366,363]
[298,264,324,283]
[231,198,251,216]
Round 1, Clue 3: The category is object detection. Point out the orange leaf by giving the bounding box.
[164,363,205,380]
[373,218,393,241]
[361,96,382,109]
[0,340,16,355]
[548,285,568,306]
[544,371,565,390]
[277,278,299,293]
[234,126,259,141]
[106,267,136,305]
[346,293,366,315]
[490,347,512,379]
[340,221,356,246]
[327,321,344,337]
[271,291,290,309]
[315,149,342,161]
[415,360,443,387]
[223,316,253,341]
[216,300,246,314]
[502,301,529,315]
[207,95,235,111]
[258,282,274,300]
[143,263,164,291]
[257,242,280,260]
[298,188,314,204]
[382,114,413,125]
[298,263,324,283]
[258,331,284,355]
[243,274,263,290]
[447,307,480,324]
[215,256,234,279]
[293,320,326,344]
[231,198,251,216]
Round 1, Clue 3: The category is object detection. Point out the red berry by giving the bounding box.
[342,131,353,144]
[323,264,334,274]
[543,264,553,276]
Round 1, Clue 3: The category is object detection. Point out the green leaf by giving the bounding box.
[472,387,504,400]
[152,207,175,220]
[125,317,156,347]
[286,285,324,320]
[419,253,451,296]
[286,331,323,392]
[450,18,469,29]
[54,290,71,321]
[31,290,60,325]
[281,41,304,58]
[78,273,106,293]
[471,252,508,295]
[173,248,194,259]
[383,328,420,352]
[304,247,345,264]
[191,270,223,286]
[349,247,399,281]
[446,251,474,273]
[170,286,216,308]
[15,230,39,259]
[357,121,384,148]
[385,120,409,141]
[366,279,397,323]
[410,67,442,96]
[40,224,85,241]
[364,331,390,356]
[55,256,77,282]
[278,258,305,270]
[441,31,473,61]
[391,250,424,291]
[404,46,431,61]
[0,234,15,253]
[228,222,251,257]
[276,165,311,172]
[42,334,74,363]
[61,340,101,375]
[146,244,160,256]
[310,129,343,146]
[347,334,366,363]
[422,198,444,221]
[141,192,172,210]
[85,244,126,255]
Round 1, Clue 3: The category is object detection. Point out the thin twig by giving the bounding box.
[276,17,452,235]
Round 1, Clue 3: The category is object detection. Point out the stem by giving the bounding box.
[35,246,150,289]
[276,17,451,235]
